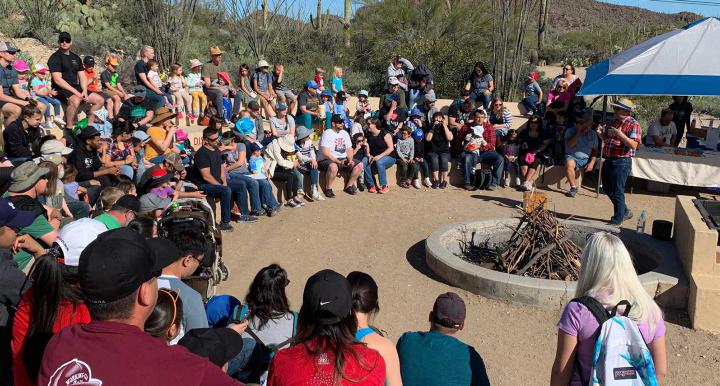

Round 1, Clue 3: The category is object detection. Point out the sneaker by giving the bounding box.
[286,200,301,208]
[249,210,267,217]
[439,181,448,189]
[344,186,358,195]
[487,184,497,191]
[53,116,66,126]
[368,185,377,193]
[218,222,234,232]
[231,208,242,217]
[268,204,283,217]
[237,215,258,223]
[423,178,432,187]
[358,181,366,192]
[515,177,521,187]
[567,187,578,198]
[311,186,325,201]
[379,186,390,194]
[399,181,409,189]
[324,189,336,198]
[624,209,634,221]
[503,177,510,187]
[431,181,439,189]
[177,112,184,119]
[464,184,474,191]
[293,198,306,207]
[297,188,305,197]
[413,179,421,189]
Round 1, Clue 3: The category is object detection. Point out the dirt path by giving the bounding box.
[218,184,720,385]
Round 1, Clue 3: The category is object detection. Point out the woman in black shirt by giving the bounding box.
[425,112,453,189]
[669,96,692,147]
[363,119,395,193]
[518,116,549,191]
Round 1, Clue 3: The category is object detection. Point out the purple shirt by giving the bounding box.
[556,301,665,385]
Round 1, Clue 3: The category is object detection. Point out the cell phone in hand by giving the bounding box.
[231,304,250,323]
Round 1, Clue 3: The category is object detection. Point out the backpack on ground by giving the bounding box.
[473,168,492,190]
[571,296,658,386]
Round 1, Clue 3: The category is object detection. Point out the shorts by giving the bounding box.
[565,154,589,168]
[55,86,81,102]
[104,89,120,98]
[91,90,110,101]
[275,89,296,102]
[318,158,354,172]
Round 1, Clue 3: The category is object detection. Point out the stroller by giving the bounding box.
[157,198,229,302]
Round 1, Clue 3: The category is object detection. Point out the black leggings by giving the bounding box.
[272,168,297,199]
[426,152,451,172]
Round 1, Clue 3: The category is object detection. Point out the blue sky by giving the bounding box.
[599,0,720,17]
[288,0,720,17]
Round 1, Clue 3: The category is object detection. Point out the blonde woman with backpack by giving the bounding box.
[550,232,667,385]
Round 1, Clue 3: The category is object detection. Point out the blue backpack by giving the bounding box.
[572,297,658,386]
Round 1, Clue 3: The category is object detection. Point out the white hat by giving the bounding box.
[472,125,485,137]
[93,107,109,123]
[388,77,400,86]
[358,90,369,97]
[40,139,73,156]
[55,218,109,266]
[257,59,270,69]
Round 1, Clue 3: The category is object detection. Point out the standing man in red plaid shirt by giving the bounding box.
[596,98,642,225]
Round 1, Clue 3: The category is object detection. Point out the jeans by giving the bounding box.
[521,94,541,115]
[226,177,251,215]
[294,167,320,188]
[601,157,632,224]
[226,337,258,382]
[36,96,62,117]
[462,151,504,186]
[364,156,396,187]
[414,159,430,179]
[200,183,233,223]
[145,88,165,110]
[426,152,450,173]
[504,160,520,179]
[205,88,226,118]
[119,164,134,180]
[134,151,147,186]
[470,89,492,110]
[229,173,278,212]
[272,168,297,199]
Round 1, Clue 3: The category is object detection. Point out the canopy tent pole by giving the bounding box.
[596,96,608,199]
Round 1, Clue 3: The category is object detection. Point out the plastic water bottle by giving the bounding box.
[636,210,647,234]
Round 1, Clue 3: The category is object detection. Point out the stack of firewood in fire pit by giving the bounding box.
[460,205,582,280]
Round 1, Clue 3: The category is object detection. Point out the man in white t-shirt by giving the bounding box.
[645,108,677,147]
[317,114,363,198]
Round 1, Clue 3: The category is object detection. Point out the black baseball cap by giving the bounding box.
[0,198,35,229]
[432,292,466,329]
[178,328,244,368]
[79,228,170,304]
[330,114,344,124]
[302,269,352,325]
[247,100,261,111]
[83,56,95,66]
[78,126,101,140]
[58,32,72,42]
[112,195,141,213]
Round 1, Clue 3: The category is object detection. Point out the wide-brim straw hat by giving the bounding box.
[151,107,178,124]
[189,59,203,69]
[611,98,636,112]
[209,46,224,56]
[277,134,296,153]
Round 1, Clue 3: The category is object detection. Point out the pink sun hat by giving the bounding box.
[13,60,30,73]
[176,129,189,142]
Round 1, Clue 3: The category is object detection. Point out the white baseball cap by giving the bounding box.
[54,218,109,267]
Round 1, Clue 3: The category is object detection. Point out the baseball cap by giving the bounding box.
[40,139,73,156]
[178,328,244,368]
[205,295,242,327]
[305,80,319,90]
[139,192,172,213]
[388,76,400,86]
[424,90,437,103]
[432,292,466,329]
[78,126,101,140]
[54,218,108,267]
[132,85,147,98]
[0,42,20,54]
[276,102,287,111]
[302,269,352,325]
[58,32,72,42]
[83,56,95,67]
[409,107,423,117]
[248,142,262,153]
[79,227,170,304]
[33,64,48,74]
[133,130,151,143]
[0,198,35,229]
[9,162,50,193]
[12,60,30,73]
[247,100,261,111]
[148,237,181,269]
[113,194,141,213]
[358,90,369,97]
[162,152,185,173]
[320,90,333,97]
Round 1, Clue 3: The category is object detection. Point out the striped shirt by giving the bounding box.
[490,108,513,134]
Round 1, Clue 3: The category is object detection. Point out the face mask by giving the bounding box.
[57,166,65,180]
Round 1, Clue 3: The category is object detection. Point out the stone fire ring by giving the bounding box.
[425,218,678,308]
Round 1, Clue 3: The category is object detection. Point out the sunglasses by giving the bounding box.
[59,39,71,44]
[563,68,572,71]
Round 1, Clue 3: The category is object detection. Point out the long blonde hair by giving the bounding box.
[137,45,154,61]
[575,232,663,334]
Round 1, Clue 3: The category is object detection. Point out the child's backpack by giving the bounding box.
[473,168,492,190]
[571,296,658,386]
